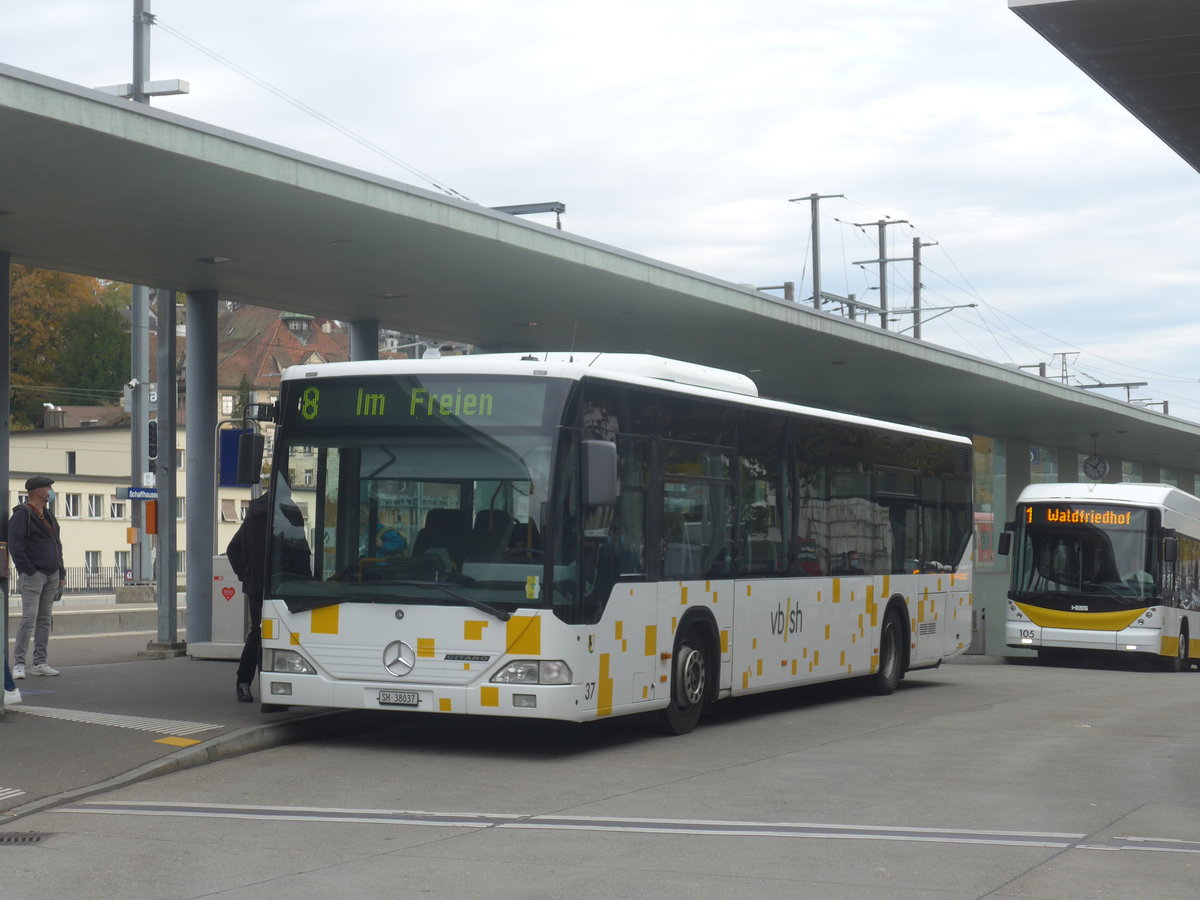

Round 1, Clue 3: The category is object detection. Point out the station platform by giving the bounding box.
[2,597,365,824]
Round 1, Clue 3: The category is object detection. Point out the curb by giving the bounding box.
[8,604,186,638]
[0,709,378,825]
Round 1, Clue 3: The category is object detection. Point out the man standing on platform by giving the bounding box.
[9,475,66,680]
[226,493,268,703]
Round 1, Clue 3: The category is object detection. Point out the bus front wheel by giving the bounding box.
[1165,625,1189,673]
[661,627,710,735]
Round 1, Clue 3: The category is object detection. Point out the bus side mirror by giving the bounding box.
[243,401,278,423]
[1164,538,1178,563]
[236,430,265,485]
[997,531,1011,557]
[582,439,619,507]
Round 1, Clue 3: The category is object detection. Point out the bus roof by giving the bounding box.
[1015,482,1200,521]
[281,352,971,447]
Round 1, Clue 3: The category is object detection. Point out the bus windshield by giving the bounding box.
[1010,503,1157,605]
[266,374,568,614]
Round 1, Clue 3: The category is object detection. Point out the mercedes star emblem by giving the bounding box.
[383,640,416,677]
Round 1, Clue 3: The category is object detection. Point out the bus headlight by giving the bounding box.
[263,649,317,675]
[491,660,572,685]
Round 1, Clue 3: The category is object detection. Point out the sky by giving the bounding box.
[7,0,1200,420]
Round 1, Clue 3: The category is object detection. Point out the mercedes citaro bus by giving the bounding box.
[242,352,975,733]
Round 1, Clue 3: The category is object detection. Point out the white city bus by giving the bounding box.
[251,352,974,732]
[1001,482,1199,670]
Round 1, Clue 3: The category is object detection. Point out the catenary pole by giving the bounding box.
[851,218,909,329]
[129,0,153,583]
[789,194,843,308]
[111,0,188,590]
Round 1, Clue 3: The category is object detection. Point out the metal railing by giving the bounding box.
[7,566,184,595]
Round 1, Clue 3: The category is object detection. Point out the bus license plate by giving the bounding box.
[378,690,419,707]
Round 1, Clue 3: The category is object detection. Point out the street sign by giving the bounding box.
[128,487,158,500]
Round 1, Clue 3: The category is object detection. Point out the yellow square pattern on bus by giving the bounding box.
[506,615,541,655]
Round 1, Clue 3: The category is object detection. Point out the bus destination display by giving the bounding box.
[284,377,550,428]
[1024,504,1136,527]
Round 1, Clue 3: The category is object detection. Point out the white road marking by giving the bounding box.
[10,706,220,736]
[61,801,1200,853]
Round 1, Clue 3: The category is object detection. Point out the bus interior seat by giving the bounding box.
[465,509,514,560]
[413,508,469,569]
[508,519,541,551]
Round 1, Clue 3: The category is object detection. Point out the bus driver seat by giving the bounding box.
[412,508,468,571]
[465,509,514,561]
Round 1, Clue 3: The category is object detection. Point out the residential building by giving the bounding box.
[8,425,251,582]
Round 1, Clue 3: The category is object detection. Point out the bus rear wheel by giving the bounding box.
[868,608,905,695]
[661,627,710,735]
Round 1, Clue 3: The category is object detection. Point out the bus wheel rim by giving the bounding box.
[678,645,705,706]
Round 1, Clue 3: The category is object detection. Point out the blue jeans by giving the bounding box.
[14,570,60,667]
[3,657,14,692]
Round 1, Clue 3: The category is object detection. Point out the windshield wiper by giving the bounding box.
[388,581,512,621]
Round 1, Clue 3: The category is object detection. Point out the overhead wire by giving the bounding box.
[811,197,1199,412]
[153,19,474,204]
[13,384,123,402]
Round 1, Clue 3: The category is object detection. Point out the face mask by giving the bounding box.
[47,489,56,503]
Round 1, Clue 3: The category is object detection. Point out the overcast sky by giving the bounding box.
[8,1,1200,421]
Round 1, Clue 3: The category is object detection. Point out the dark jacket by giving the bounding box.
[226,494,269,606]
[9,502,65,579]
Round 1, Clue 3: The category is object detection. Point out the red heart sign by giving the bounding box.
[221,587,237,601]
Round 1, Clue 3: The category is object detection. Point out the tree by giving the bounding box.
[9,265,130,427]
[57,303,129,406]
[233,373,253,419]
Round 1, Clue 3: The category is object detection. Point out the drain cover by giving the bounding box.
[0,831,53,845]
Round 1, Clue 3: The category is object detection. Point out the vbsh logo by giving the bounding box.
[769,602,802,636]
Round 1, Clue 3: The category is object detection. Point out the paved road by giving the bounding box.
[3,647,1198,899]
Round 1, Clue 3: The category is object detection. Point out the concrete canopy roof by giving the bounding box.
[4,62,1200,469]
[1011,0,1200,175]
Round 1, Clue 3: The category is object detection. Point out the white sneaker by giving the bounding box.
[4,688,21,706]
[12,664,25,680]
[30,663,59,676]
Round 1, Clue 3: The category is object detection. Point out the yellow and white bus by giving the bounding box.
[1001,482,1199,670]
[253,352,974,732]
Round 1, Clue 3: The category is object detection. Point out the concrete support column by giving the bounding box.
[349,320,379,361]
[980,438,1031,655]
[1140,463,1161,485]
[145,289,184,656]
[1056,448,1079,482]
[184,291,218,644]
[1,253,9,706]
